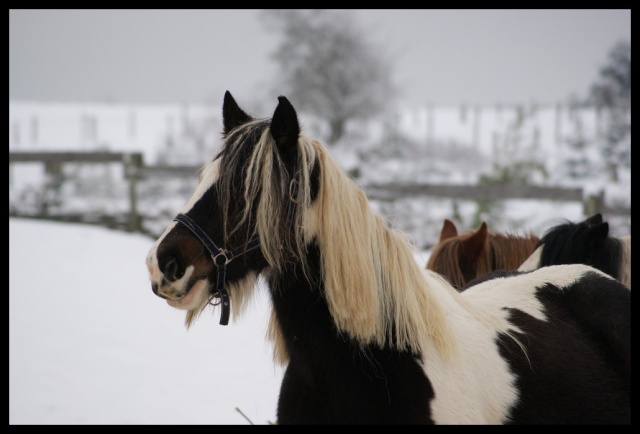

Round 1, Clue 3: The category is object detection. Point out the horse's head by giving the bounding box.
[146,91,318,326]
[427,219,539,290]
[519,213,606,271]
[426,219,488,289]
[517,213,628,280]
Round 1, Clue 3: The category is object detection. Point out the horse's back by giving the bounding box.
[464,264,630,424]
[557,269,630,378]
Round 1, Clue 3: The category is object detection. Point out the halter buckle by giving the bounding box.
[212,250,232,266]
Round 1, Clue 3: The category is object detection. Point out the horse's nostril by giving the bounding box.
[163,257,184,282]
[165,258,178,281]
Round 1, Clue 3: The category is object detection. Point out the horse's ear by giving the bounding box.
[588,222,610,247]
[270,96,300,173]
[222,91,253,135]
[462,221,488,262]
[439,219,458,242]
[585,213,603,226]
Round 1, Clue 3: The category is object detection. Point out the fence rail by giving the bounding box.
[9,151,138,164]
[9,151,629,234]
[364,183,584,202]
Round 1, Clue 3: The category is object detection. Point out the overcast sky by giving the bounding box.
[9,9,630,108]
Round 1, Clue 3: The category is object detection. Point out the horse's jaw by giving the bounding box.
[166,278,210,311]
[146,250,212,312]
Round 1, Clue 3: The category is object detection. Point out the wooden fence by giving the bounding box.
[9,151,629,234]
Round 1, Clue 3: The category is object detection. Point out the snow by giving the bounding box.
[9,218,283,424]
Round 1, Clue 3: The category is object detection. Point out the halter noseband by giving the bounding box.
[172,177,299,326]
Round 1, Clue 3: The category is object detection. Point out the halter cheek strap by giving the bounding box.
[173,213,260,325]
[172,177,299,326]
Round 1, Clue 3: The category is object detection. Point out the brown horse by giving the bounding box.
[426,219,539,291]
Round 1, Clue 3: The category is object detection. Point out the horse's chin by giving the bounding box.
[167,279,210,311]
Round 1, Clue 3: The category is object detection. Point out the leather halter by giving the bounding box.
[173,177,299,326]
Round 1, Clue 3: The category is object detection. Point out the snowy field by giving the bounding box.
[9,218,285,425]
[9,217,430,424]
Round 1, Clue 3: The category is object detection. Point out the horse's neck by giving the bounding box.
[265,244,457,359]
[265,244,340,358]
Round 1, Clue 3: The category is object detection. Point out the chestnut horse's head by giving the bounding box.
[427,219,539,290]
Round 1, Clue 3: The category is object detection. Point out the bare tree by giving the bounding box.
[588,40,630,174]
[260,10,396,144]
[588,40,630,110]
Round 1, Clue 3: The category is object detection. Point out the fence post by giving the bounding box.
[43,160,64,215]
[472,106,481,150]
[584,190,605,217]
[123,153,143,232]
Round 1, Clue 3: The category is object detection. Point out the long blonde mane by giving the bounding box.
[310,141,455,351]
[210,120,524,366]
[215,126,456,364]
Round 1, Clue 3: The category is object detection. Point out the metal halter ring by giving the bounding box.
[212,250,232,266]
[207,293,222,307]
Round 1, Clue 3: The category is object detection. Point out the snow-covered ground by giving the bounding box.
[8,217,432,424]
[9,218,284,424]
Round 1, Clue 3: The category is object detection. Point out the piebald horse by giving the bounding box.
[146,91,630,424]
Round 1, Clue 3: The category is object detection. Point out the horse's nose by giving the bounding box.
[151,282,169,299]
